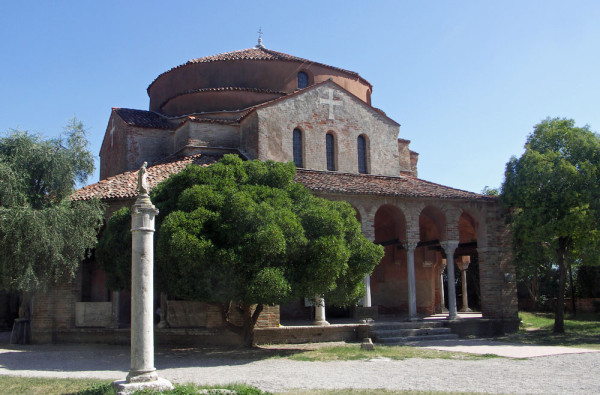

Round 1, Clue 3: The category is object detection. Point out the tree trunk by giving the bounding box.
[554,239,567,334]
[568,261,576,316]
[219,302,263,348]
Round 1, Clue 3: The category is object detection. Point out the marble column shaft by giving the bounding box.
[128,196,159,382]
[441,241,459,319]
[406,240,418,320]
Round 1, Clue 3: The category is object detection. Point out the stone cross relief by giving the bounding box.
[318,89,343,120]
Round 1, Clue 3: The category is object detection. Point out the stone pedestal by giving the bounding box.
[312,296,330,326]
[113,192,173,394]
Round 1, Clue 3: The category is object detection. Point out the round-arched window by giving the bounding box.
[297,72,309,89]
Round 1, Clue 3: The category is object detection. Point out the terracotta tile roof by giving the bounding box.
[73,155,492,203]
[294,169,495,201]
[148,47,371,92]
[158,86,287,112]
[71,154,221,201]
[115,108,178,130]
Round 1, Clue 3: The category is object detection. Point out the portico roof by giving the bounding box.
[72,155,493,202]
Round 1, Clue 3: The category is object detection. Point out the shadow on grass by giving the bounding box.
[498,312,600,349]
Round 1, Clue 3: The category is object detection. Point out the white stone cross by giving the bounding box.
[318,89,342,120]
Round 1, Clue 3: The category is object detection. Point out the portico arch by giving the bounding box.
[456,211,481,312]
[417,205,447,315]
[372,204,407,314]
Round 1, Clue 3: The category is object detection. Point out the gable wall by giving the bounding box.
[174,122,240,154]
[255,85,401,176]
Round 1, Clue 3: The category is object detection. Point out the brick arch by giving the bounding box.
[418,205,447,243]
[371,204,409,313]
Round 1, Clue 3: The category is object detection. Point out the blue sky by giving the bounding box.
[1,1,598,193]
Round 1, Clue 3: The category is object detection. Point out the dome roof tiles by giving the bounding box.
[148,46,367,92]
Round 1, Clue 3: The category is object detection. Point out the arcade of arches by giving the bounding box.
[319,193,517,321]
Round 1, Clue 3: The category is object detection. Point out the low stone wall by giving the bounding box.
[32,328,242,346]
[165,301,280,329]
[446,318,520,337]
[254,324,368,345]
[75,302,113,328]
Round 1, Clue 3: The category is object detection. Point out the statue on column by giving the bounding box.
[137,162,149,195]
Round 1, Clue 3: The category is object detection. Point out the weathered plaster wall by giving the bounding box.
[255,84,401,176]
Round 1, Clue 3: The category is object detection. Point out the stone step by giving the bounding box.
[377,333,459,344]
[368,321,445,331]
[371,326,452,338]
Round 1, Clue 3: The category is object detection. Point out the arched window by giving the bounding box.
[357,135,368,174]
[297,72,309,89]
[326,132,336,171]
[293,128,303,168]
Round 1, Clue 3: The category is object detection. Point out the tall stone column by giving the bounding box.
[313,296,330,325]
[439,259,448,313]
[458,256,472,312]
[406,240,419,320]
[362,274,372,307]
[361,217,375,308]
[113,162,173,394]
[440,240,459,320]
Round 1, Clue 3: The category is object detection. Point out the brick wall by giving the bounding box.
[256,83,402,176]
[31,276,81,342]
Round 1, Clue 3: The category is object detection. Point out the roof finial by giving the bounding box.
[256,27,265,48]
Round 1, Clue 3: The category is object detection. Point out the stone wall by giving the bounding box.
[256,83,401,176]
[31,278,81,343]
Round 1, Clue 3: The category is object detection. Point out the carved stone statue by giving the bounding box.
[137,162,148,195]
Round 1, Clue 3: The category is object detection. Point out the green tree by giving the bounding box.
[100,155,383,345]
[0,119,105,319]
[95,207,131,291]
[501,117,600,333]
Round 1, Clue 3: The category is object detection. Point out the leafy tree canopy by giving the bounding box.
[0,119,104,296]
[98,155,383,344]
[501,117,600,332]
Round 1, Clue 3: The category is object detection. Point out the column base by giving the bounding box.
[459,307,472,312]
[408,316,421,322]
[113,377,174,395]
[312,320,330,326]
[126,369,158,383]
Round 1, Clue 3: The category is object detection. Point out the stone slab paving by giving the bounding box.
[1,337,600,394]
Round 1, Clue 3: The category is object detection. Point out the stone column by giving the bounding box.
[439,259,448,313]
[113,164,172,394]
[362,274,372,307]
[406,240,419,320]
[440,240,459,320]
[313,296,330,326]
[458,256,472,312]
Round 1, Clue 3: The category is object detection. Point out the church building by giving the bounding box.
[31,39,518,343]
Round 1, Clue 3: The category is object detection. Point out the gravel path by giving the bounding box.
[1,341,599,394]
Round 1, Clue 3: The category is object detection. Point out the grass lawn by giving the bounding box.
[0,376,491,395]
[0,376,108,395]
[281,344,497,362]
[498,311,600,349]
[0,376,269,395]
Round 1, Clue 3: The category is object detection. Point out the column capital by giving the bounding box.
[440,240,459,253]
[405,239,419,252]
